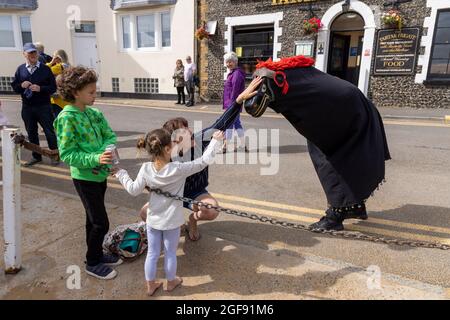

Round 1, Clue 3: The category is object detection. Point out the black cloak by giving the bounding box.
[265,66,391,207]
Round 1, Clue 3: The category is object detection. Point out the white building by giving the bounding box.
[0,0,196,98]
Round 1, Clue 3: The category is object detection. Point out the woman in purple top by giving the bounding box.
[222,52,248,153]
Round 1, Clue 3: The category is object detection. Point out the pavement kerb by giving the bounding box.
[1,95,449,123]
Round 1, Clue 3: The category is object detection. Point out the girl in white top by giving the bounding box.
[115,128,224,296]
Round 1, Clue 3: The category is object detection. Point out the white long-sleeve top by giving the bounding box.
[115,139,220,230]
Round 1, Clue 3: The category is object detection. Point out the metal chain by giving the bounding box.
[151,188,450,251]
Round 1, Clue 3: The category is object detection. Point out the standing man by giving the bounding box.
[11,43,59,167]
[184,56,197,107]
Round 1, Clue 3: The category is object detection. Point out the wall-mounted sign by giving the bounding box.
[272,0,319,5]
[295,40,315,57]
[317,42,324,55]
[374,27,420,76]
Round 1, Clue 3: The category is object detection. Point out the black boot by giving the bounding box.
[343,203,368,220]
[309,209,344,231]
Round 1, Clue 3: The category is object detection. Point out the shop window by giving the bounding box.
[233,24,274,78]
[427,9,450,81]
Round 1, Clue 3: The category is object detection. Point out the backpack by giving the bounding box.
[103,222,147,261]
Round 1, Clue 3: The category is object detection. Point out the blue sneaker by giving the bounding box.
[85,263,117,280]
[100,254,123,267]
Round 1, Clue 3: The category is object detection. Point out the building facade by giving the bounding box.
[198,0,450,108]
[0,0,196,98]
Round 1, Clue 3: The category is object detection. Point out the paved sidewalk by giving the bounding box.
[0,185,448,300]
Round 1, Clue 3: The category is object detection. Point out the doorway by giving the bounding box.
[72,22,99,72]
[327,12,364,86]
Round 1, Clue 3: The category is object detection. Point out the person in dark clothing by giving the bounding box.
[35,42,52,64]
[242,56,391,231]
[139,79,262,240]
[10,43,59,167]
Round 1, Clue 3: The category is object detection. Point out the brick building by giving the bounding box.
[197,0,450,108]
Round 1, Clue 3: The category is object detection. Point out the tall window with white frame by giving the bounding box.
[427,9,450,81]
[122,15,131,49]
[0,15,15,48]
[161,11,171,47]
[137,14,155,48]
[20,16,32,45]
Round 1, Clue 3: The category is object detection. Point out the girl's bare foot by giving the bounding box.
[167,277,183,292]
[187,212,201,241]
[146,281,163,296]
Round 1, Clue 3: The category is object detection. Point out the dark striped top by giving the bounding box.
[183,101,242,198]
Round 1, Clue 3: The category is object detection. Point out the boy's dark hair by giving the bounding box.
[137,129,172,160]
[163,117,189,134]
[57,66,98,102]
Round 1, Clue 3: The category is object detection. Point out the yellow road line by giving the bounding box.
[210,193,450,235]
[384,120,450,128]
[219,202,450,245]
[10,162,450,237]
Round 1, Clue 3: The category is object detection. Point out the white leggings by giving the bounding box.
[145,226,181,281]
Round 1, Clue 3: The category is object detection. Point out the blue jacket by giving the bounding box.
[11,63,56,106]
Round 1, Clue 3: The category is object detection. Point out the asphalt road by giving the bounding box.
[1,98,450,289]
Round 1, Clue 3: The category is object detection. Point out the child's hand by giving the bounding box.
[99,151,112,165]
[212,131,225,141]
[110,166,121,176]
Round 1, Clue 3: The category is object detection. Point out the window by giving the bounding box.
[233,24,274,79]
[0,16,15,48]
[112,78,120,92]
[161,12,171,47]
[118,10,172,50]
[134,78,159,93]
[122,16,131,49]
[0,76,14,92]
[74,22,96,34]
[20,16,32,45]
[428,9,450,80]
[137,14,155,48]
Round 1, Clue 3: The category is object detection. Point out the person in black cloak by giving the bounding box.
[241,55,391,231]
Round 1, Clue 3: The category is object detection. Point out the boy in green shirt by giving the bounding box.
[54,66,121,280]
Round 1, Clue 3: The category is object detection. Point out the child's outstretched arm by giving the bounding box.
[115,165,148,196]
[177,131,224,177]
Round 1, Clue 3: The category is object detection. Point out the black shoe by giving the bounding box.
[23,158,42,167]
[343,203,368,220]
[100,254,123,267]
[185,103,193,107]
[175,102,181,105]
[85,263,117,280]
[309,209,344,231]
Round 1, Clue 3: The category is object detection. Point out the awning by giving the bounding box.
[0,0,38,10]
[110,0,177,10]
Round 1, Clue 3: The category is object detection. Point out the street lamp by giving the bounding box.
[342,0,351,12]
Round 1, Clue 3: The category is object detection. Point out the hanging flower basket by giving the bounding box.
[302,17,323,35]
[195,26,209,40]
[382,9,404,30]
